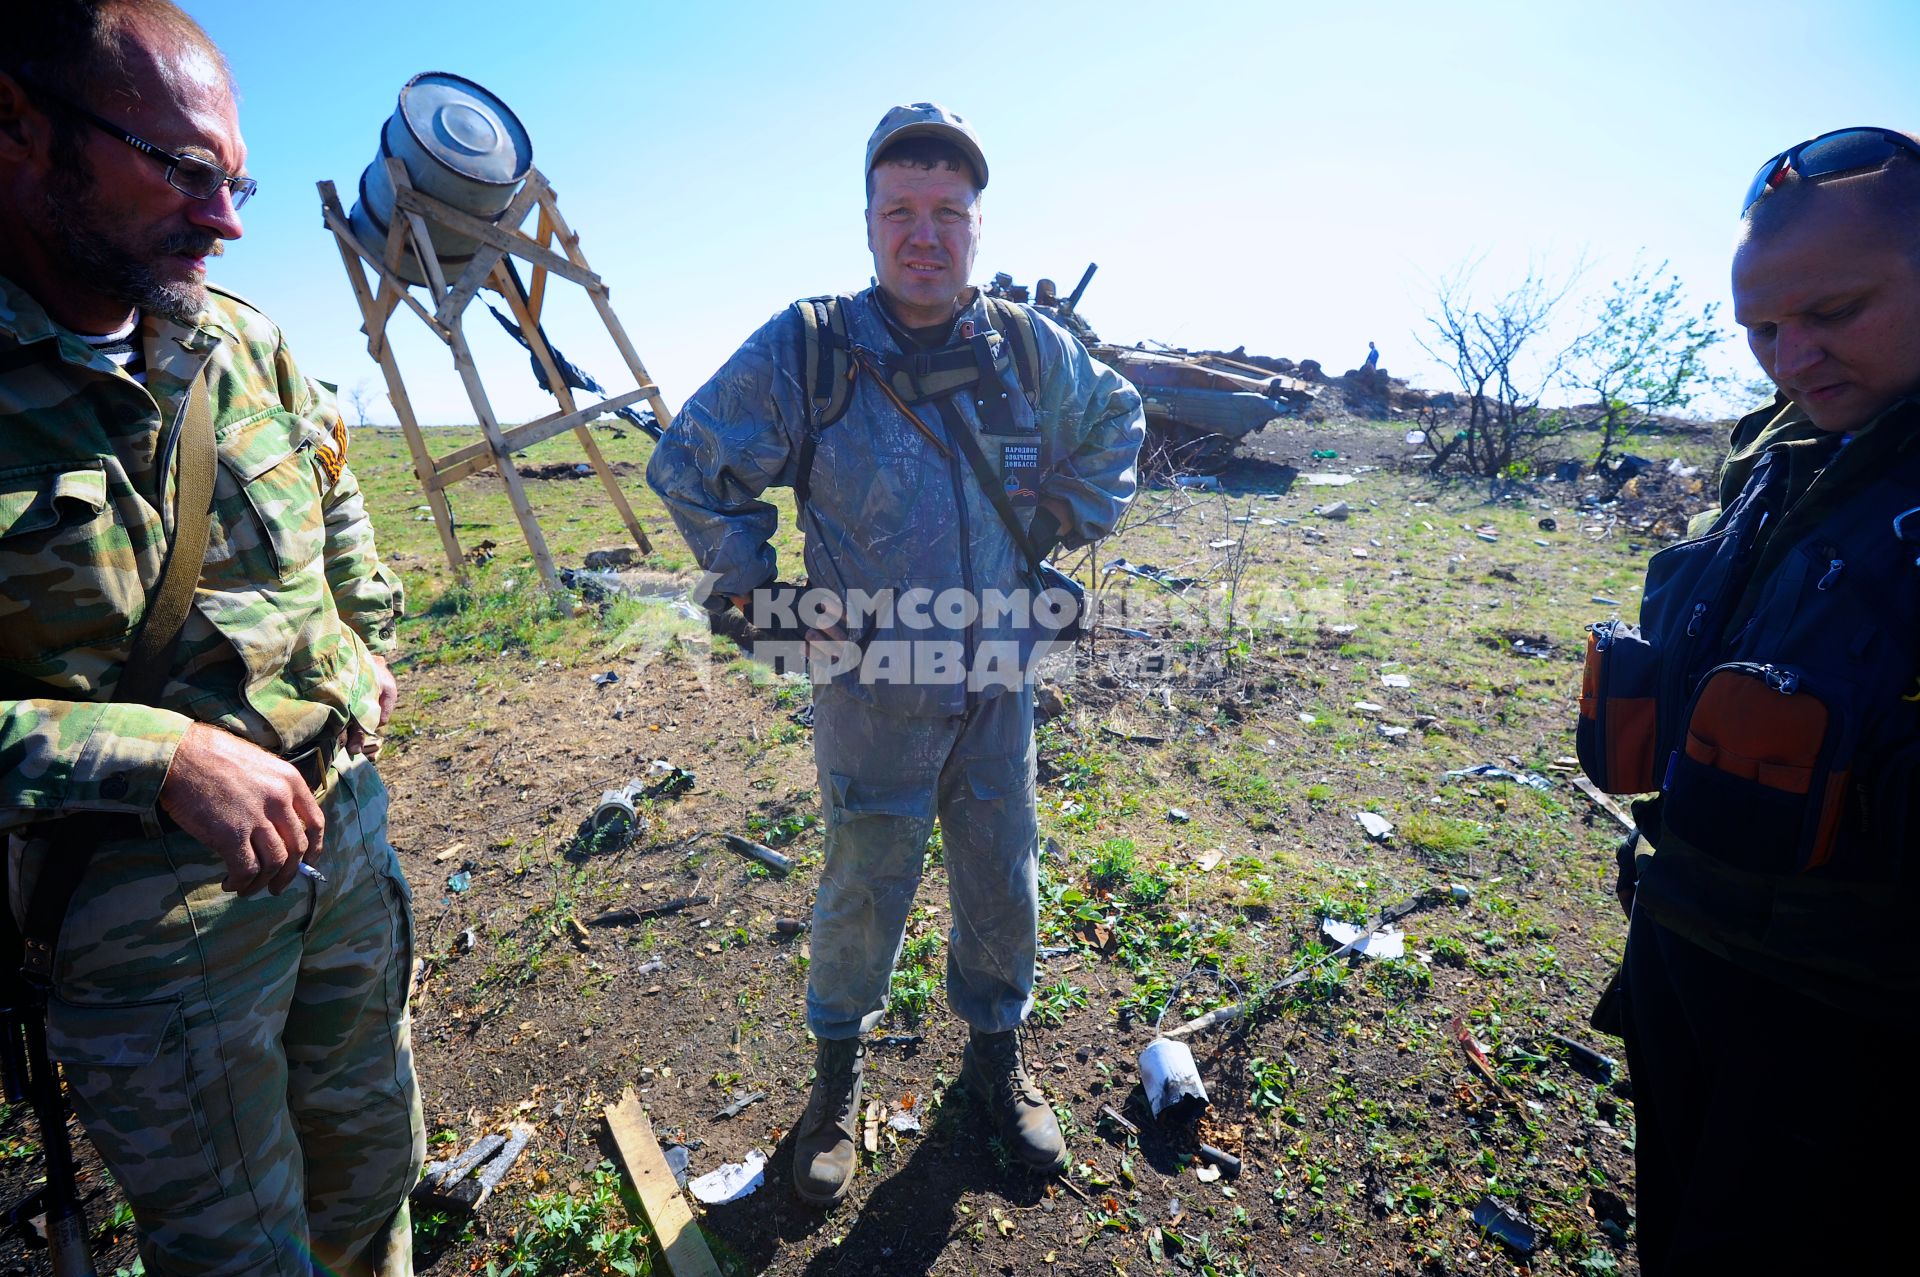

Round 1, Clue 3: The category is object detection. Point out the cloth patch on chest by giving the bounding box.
[1000,440,1041,500]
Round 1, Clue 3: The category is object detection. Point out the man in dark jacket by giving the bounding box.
[1615,128,1920,1273]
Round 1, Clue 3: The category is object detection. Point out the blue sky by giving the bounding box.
[187,0,1918,426]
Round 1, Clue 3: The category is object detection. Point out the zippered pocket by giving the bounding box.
[1577,618,1661,794]
[1662,661,1852,873]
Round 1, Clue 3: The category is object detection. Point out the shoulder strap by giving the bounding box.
[116,364,215,706]
[930,398,1047,582]
[793,296,857,509]
[17,363,215,991]
[981,297,1041,405]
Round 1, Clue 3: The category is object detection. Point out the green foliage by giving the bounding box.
[1565,260,1726,464]
[486,1161,654,1277]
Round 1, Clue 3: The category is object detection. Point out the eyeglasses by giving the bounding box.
[1743,126,1920,215]
[48,94,257,209]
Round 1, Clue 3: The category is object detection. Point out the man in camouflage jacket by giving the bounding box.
[648,103,1144,1206]
[0,4,420,1273]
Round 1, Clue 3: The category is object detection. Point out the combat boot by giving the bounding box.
[792,1035,864,1206]
[962,1027,1069,1173]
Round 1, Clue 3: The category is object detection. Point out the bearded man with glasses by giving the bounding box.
[0,3,420,1274]
[1593,127,1920,1273]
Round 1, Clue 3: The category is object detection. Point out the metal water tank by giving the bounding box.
[348,72,534,286]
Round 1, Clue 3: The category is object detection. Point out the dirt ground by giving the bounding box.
[0,413,1730,1276]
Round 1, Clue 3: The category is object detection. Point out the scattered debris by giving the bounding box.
[1380,673,1411,688]
[1104,558,1199,592]
[1098,1104,1141,1137]
[454,928,476,953]
[687,1151,766,1206]
[1352,700,1385,714]
[1165,890,1451,1040]
[886,1110,922,1135]
[1537,517,1558,532]
[1377,724,1409,739]
[433,840,467,862]
[1591,594,1622,607]
[711,1091,767,1121]
[773,917,807,937]
[1321,919,1406,959]
[1571,774,1639,833]
[870,1034,924,1050]
[1355,812,1394,841]
[1443,763,1554,792]
[1448,883,1473,904]
[446,870,472,894]
[1197,1145,1241,1179]
[1173,474,1222,492]
[589,895,710,926]
[862,1101,881,1154]
[1100,725,1167,745]
[592,671,620,688]
[1301,473,1354,487]
[720,833,793,876]
[1472,1196,1540,1256]
[1138,1037,1210,1121]
[1166,807,1191,824]
[1542,1031,1618,1084]
[1452,1015,1523,1107]
[414,1123,534,1212]
[1194,849,1224,872]
[1312,501,1350,520]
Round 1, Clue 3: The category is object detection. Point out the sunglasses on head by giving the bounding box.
[1743,126,1920,215]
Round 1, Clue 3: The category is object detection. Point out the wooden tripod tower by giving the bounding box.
[318,158,672,587]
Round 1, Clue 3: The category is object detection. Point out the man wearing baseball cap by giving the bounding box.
[648,103,1143,1206]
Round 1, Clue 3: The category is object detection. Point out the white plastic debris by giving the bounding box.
[886,1111,922,1135]
[1381,673,1412,689]
[1356,812,1394,840]
[1300,473,1356,487]
[1352,700,1385,713]
[688,1150,766,1204]
[1322,919,1407,959]
[1378,724,1409,739]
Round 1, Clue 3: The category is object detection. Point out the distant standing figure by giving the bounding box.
[1362,341,1379,372]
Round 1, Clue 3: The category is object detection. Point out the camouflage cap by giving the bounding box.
[865,102,988,191]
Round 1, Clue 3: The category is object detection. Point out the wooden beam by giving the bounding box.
[318,180,466,577]
[318,204,449,346]
[603,1089,722,1277]
[446,315,560,587]
[525,205,554,326]
[489,262,654,554]
[426,387,655,490]
[391,183,599,289]
[535,184,676,431]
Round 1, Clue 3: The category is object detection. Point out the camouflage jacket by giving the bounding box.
[0,273,403,830]
[647,286,1144,717]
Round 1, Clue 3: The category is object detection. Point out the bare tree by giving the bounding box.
[1417,260,1581,478]
[342,377,383,427]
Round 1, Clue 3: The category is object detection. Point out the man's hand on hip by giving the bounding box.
[159,723,326,897]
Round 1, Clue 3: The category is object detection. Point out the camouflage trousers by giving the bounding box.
[25,750,423,1276]
[806,684,1039,1039]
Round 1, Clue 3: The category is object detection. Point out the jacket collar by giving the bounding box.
[0,270,229,373]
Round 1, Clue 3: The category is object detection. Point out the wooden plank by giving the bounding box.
[318,181,466,577]
[490,263,654,554]
[446,317,560,587]
[533,185,676,432]
[391,183,599,289]
[427,388,656,490]
[318,204,448,345]
[526,205,554,325]
[603,1089,722,1277]
[1570,775,1639,834]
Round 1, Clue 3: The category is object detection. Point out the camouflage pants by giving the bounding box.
[806,684,1038,1039]
[31,750,422,1277]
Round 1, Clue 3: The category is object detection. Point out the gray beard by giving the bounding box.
[43,165,217,326]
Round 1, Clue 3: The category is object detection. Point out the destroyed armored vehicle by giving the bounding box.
[987,265,1316,469]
